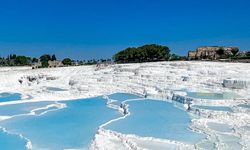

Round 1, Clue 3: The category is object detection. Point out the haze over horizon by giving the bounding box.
[0,0,250,60]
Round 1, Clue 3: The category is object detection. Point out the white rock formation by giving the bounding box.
[0,61,250,149]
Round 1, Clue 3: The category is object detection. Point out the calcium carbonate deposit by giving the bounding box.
[0,61,249,150]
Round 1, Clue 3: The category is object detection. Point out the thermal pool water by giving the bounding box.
[0,92,243,149]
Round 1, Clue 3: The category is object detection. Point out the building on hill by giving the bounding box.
[32,61,42,69]
[188,51,196,60]
[195,46,220,60]
[31,60,64,69]
[187,46,238,60]
[48,60,64,68]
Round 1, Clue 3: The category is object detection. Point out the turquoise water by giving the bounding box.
[33,106,60,115]
[107,92,143,106]
[207,122,232,132]
[0,97,120,150]
[0,92,21,102]
[193,105,233,112]
[187,92,239,100]
[0,129,27,150]
[46,87,67,91]
[0,93,207,149]
[106,99,205,144]
[0,101,56,116]
[238,104,250,109]
[108,92,142,101]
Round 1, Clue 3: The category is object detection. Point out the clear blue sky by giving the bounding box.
[0,0,250,60]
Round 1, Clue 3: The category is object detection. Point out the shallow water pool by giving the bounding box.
[187,92,239,100]
[107,92,143,107]
[108,92,142,101]
[0,97,120,150]
[0,129,27,150]
[207,122,232,133]
[46,87,67,91]
[192,105,233,112]
[106,99,205,144]
[238,104,250,109]
[0,93,210,149]
[0,101,57,116]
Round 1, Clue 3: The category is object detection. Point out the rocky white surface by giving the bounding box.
[0,61,250,150]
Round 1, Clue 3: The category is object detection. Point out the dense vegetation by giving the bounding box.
[0,54,34,66]
[40,54,51,68]
[231,47,239,56]
[0,53,112,67]
[246,51,250,57]
[62,58,72,66]
[113,44,171,63]
[113,44,186,63]
[215,47,240,59]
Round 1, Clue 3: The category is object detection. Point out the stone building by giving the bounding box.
[188,51,196,60]
[48,60,64,68]
[188,46,238,60]
[31,61,42,69]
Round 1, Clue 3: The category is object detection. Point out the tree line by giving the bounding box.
[0,44,186,67]
[0,54,34,66]
[216,47,250,59]
[0,54,112,67]
[113,44,185,63]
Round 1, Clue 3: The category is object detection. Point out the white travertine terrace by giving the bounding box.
[0,61,250,149]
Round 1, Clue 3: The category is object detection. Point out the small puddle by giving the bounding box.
[192,105,233,112]
[207,122,232,133]
[187,92,240,100]
[46,87,67,91]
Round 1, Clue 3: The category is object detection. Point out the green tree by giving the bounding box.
[113,44,170,63]
[51,54,57,61]
[15,56,31,66]
[62,58,72,65]
[216,47,225,58]
[92,59,97,64]
[246,51,250,57]
[32,58,38,63]
[40,54,51,68]
[231,47,239,56]
[12,54,17,59]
